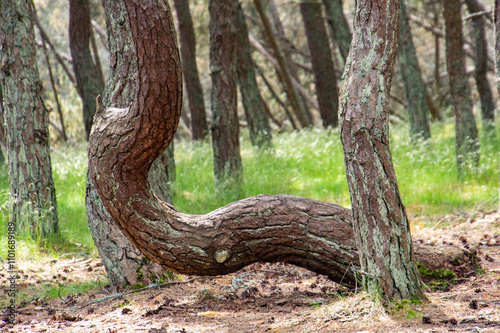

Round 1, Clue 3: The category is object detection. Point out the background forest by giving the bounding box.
[1,0,497,251]
[0,0,499,331]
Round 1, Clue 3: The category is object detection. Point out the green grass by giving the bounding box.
[0,121,498,258]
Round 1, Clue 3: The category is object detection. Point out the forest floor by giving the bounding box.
[2,211,500,333]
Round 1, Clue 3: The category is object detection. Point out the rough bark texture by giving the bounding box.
[322,0,352,62]
[69,0,105,140]
[0,0,58,236]
[172,0,208,141]
[398,0,431,141]
[465,0,495,131]
[85,0,166,289]
[149,142,175,205]
[496,0,500,100]
[0,84,5,165]
[209,0,243,199]
[88,0,478,293]
[442,0,480,173]
[338,0,425,301]
[235,2,272,148]
[300,0,339,128]
[254,0,312,128]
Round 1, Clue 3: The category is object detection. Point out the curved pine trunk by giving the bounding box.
[88,0,479,291]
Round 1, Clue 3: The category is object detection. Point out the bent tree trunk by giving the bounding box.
[85,0,166,289]
[89,0,478,289]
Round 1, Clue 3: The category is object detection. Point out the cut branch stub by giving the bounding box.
[89,0,479,289]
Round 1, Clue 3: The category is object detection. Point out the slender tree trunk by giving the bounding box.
[254,0,311,128]
[496,0,500,98]
[172,0,208,141]
[235,2,272,148]
[266,0,312,122]
[322,0,352,63]
[300,0,339,128]
[209,0,243,199]
[85,0,167,290]
[69,0,105,140]
[442,0,480,173]
[398,0,431,141]
[1,0,58,236]
[149,142,175,205]
[89,0,478,292]
[465,0,495,132]
[338,0,425,301]
[0,85,5,166]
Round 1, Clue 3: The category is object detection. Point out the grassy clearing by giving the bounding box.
[0,121,498,258]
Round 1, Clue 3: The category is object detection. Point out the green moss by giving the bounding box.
[132,283,145,290]
[417,263,456,280]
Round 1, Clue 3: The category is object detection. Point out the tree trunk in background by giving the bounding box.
[339,0,425,301]
[85,0,166,290]
[465,0,495,132]
[254,0,311,128]
[209,0,243,199]
[0,85,5,166]
[266,0,312,122]
[322,0,352,63]
[235,2,272,148]
[300,0,339,128]
[442,0,480,174]
[69,0,105,141]
[398,0,431,141]
[0,0,58,237]
[496,0,500,98]
[149,142,175,204]
[172,0,208,141]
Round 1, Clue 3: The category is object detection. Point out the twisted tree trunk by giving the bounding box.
[89,0,478,290]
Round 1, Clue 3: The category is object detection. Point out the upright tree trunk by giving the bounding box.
[172,0,208,141]
[322,0,352,63]
[254,0,311,128]
[69,0,104,140]
[465,0,495,132]
[149,142,175,204]
[266,0,312,122]
[1,0,59,236]
[338,0,425,301]
[209,0,243,199]
[300,0,339,128]
[85,0,166,290]
[89,0,478,292]
[442,0,480,173]
[235,2,272,148]
[398,0,431,141]
[496,0,500,98]
[0,85,5,166]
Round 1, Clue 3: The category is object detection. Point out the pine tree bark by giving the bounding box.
[235,2,272,148]
[88,0,477,293]
[322,0,352,63]
[69,0,105,140]
[0,84,6,165]
[496,0,500,98]
[338,0,425,301]
[0,0,58,236]
[172,0,208,141]
[442,0,480,173]
[209,0,243,199]
[398,0,431,141]
[85,0,167,289]
[300,0,339,128]
[465,0,495,131]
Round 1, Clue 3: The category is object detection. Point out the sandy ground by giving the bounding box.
[1,212,499,333]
